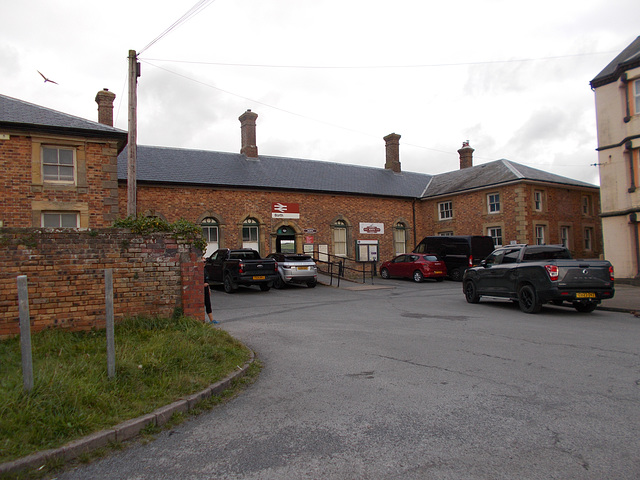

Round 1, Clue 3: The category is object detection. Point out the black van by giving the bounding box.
[413,235,495,281]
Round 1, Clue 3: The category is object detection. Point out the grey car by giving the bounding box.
[267,253,318,288]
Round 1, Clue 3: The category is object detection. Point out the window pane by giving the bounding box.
[43,214,60,228]
[61,213,78,227]
[43,148,58,163]
[59,149,74,165]
[43,164,58,179]
[59,166,74,181]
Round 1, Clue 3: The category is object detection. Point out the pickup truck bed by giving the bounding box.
[462,245,615,313]
[205,248,279,293]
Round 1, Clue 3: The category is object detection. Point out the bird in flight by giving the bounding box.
[37,70,58,85]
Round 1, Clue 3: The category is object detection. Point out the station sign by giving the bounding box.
[359,222,384,234]
[272,202,300,219]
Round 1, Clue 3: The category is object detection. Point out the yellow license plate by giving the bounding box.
[253,275,265,280]
[297,266,309,270]
[576,292,596,298]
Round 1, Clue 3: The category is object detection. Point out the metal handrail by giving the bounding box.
[312,250,377,287]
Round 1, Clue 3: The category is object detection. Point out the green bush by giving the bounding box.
[113,216,207,253]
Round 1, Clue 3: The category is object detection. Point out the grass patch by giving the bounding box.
[0,316,253,466]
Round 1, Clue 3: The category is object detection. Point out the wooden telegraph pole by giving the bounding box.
[127,50,139,217]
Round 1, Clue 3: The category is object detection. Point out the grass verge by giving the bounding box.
[0,316,256,468]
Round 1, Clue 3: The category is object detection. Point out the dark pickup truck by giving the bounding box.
[205,248,279,293]
[462,244,615,313]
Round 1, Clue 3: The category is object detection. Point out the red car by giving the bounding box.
[380,253,447,282]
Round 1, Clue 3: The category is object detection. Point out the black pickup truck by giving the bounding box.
[462,244,615,313]
[205,248,279,293]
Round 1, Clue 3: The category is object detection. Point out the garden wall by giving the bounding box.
[0,229,203,338]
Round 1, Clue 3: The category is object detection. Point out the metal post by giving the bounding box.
[105,269,115,379]
[17,275,33,392]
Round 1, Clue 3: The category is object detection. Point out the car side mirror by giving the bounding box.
[481,260,488,267]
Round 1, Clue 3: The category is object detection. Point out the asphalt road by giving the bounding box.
[57,280,640,479]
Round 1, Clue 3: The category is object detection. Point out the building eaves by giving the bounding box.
[590,36,640,89]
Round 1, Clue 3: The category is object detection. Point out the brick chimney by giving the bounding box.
[384,133,401,173]
[95,88,116,127]
[458,140,474,169]
[239,109,259,158]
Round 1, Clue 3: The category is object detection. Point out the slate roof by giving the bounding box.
[421,159,598,198]
[590,36,640,88]
[118,146,597,199]
[118,145,433,198]
[0,93,127,149]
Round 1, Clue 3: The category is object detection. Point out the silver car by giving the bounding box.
[267,253,318,288]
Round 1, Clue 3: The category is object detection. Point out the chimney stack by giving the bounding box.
[384,133,401,173]
[239,109,259,158]
[458,140,474,169]
[95,88,116,127]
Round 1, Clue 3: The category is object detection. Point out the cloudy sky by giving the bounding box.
[2,0,639,185]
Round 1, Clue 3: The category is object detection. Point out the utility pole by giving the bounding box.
[127,50,140,217]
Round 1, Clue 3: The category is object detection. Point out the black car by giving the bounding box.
[413,235,495,281]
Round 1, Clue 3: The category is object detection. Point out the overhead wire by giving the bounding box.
[138,0,218,55]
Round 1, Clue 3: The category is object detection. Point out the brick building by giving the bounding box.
[0,91,603,265]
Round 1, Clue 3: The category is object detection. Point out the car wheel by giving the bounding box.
[307,280,317,288]
[381,268,390,279]
[464,280,480,303]
[413,270,424,283]
[573,301,597,313]
[449,268,463,282]
[259,283,271,292]
[223,274,235,294]
[518,284,541,313]
[273,276,284,289]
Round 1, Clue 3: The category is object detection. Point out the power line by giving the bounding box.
[140,50,616,70]
[138,0,218,55]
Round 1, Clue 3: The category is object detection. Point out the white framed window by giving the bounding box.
[534,190,543,211]
[634,79,640,115]
[560,226,570,248]
[438,201,453,220]
[393,222,407,256]
[42,146,75,183]
[201,217,219,257]
[242,218,259,251]
[42,212,79,228]
[535,225,546,245]
[332,220,347,257]
[488,193,501,213]
[487,227,503,247]
[582,196,591,215]
[584,227,593,250]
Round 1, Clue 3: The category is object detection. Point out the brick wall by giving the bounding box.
[121,184,416,262]
[0,133,120,228]
[0,229,203,338]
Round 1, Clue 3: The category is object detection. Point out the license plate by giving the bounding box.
[576,292,596,298]
[296,266,309,270]
[253,275,265,280]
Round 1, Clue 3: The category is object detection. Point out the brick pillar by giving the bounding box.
[95,89,116,126]
[239,110,259,158]
[458,140,474,169]
[384,133,401,173]
[180,252,204,320]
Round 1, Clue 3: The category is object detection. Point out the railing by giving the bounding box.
[312,250,377,287]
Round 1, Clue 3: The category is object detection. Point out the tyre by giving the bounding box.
[464,280,480,303]
[259,283,271,292]
[223,274,235,294]
[307,280,317,288]
[573,301,597,313]
[518,284,541,313]
[413,270,424,283]
[449,268,463,282]
[381,268,390,279]
[273,275,284,289]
